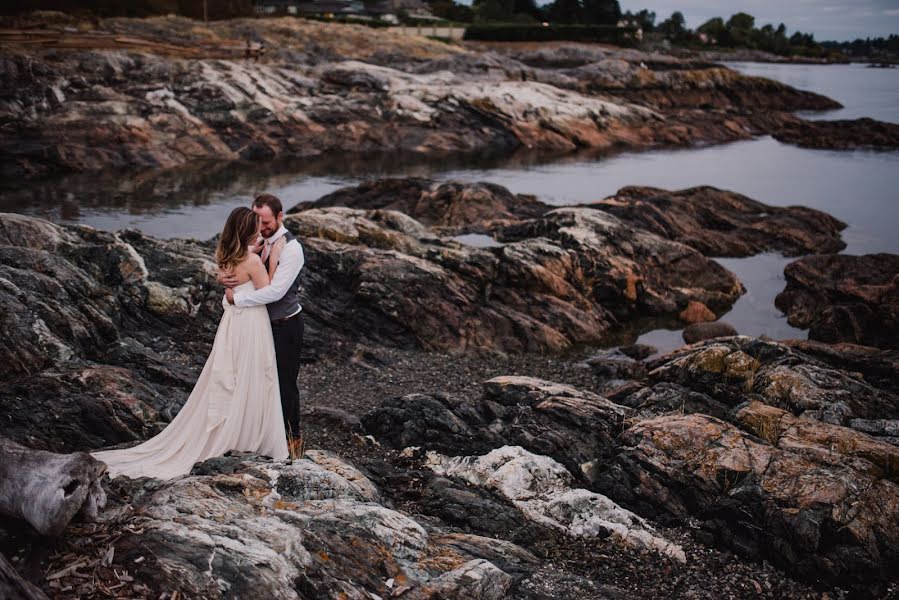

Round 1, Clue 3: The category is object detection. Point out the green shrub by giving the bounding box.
[463,23,636,44]
[302,15,392,27]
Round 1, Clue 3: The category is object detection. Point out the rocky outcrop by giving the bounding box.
[290,177,551,233]
[780,339,899,392]
[0,40,664,177]
[586,186,847,257]
[598,409,899,592]
[363,376,629,479]
[295,179,849,261]
[0,213,225,452]
[288,205,743,353]
[489,45,840,111]
[425,446,686,561]
[3,16,892,178]
[623,336,899,428]
[771,116,899,150]
[776,253,899,349]
[36,452,516,599]
[360,341,899,593]
[0,210,741,451]
[682,321,738,343]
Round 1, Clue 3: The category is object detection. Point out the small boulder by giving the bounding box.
[682,321,737,344]
[619,344,657,361]
[679,300,716,324]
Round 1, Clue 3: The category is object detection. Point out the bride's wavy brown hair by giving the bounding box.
[216,207,259,271]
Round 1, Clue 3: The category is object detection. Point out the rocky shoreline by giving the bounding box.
[1,174,898,598]
[2,12,899,600]
[3,14,899,181]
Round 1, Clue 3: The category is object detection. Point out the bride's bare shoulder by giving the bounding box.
[243,253,264,267]
[231,253,263,277]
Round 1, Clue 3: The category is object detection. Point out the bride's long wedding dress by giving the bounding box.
[92,280,289,479]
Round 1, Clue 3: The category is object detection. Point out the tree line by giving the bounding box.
[2,0,253,20]
[821,35,899,60]
[440,0,622,26]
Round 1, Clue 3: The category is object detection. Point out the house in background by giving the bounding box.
[254,0,367,18]
[254,0,436,22]
[365,0,437,23]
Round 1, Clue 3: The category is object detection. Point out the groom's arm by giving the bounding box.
[231,241,304,307]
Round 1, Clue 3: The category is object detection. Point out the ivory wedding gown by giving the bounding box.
[93,280,289,479]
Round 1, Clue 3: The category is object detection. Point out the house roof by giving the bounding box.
[255,0,364,12]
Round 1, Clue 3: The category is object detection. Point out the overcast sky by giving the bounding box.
[618,0,899,41]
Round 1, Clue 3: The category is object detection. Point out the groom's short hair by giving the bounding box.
[253,193,283,216]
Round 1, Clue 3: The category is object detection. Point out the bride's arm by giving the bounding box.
[247,253,271,289]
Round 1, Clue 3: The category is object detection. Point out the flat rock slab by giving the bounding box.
[586,185,846,257]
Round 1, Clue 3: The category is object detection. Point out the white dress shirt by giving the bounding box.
[233,225,305,315]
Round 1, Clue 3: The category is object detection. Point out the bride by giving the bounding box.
[93,207,289,479]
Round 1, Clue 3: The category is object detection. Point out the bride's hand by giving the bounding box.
[248,236,264,254]
[217,268,239,289]
[269,236,287,265]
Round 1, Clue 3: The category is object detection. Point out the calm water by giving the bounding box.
[2,63,897,354]
[729,61,899,123]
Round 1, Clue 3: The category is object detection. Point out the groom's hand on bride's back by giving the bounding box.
[217,269,240,289]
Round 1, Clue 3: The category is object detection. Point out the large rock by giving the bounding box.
[629,337,899,429]
[290,177,551,233]
[425,446,686,561]
[597,410,899,593]
[0,213,222,451]
[0,209,741,452]
[682,321,738,343]
[595,336,899,591]
[771,116,899,150]
[493,45,840,111]
[3,18,891,177]
[361,345,899,594]
[587,186,846,257]
[781,339,899,393]
[288,205,743,353]
[775,253,899,349]
[363,376,629,480]
[0,43,664,177]
[35,452,515,599]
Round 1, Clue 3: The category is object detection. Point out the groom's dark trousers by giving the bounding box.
[271,313,304,437]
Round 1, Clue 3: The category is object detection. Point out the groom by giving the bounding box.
[218,193,305,457]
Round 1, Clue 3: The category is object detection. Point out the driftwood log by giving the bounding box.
[0,436,107,536]
[0,553,48,600]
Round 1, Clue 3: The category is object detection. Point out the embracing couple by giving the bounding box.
[93,194,305,480]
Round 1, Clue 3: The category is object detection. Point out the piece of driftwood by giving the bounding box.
[0,552,49,600]
[0,436,107,536]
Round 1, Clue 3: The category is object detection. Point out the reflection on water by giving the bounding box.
[2,59,897,351]
[5,137,897,256]
[0,148,581,239]
[728,62,899,124]
[2,136,896,352]
[452,233,505,248]
[636,254,805,356]
[441,137,899,256]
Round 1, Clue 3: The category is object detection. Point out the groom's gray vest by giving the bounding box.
[262,231,302,322]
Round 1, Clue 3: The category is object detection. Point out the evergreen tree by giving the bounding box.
[473,0,514,22]
[581,0,620,26]
[657,11,685,37]
[512,0,543,22]
[544,0,582,24]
